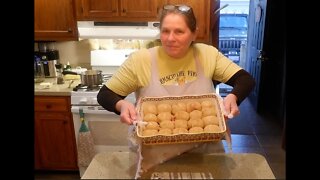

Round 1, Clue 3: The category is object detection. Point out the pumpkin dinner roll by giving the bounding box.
[157,112,173,122]
[187,119,204,129]
[142,129,158,136]
[159,120,174,129]
[145,121,160,130]
[202,107,217,117]
[143,113,158,122]
[172,127,189,134]
[143,103,157,115]
[174,119,188,129]
[189,127,204,133]
[186,101,202,112]
[158,128,172,135]
[189,110,202,120]
[174,111,189,121]
[201,100,215,108]
[157,103,172,113]
[171,102,187,114]
[202,115,219,126]
[204,124,221,133]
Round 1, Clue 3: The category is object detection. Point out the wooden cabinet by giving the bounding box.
[164,0,212,43]
[76,0,159,21]
[76,0,213,43]
[34,96,78,170]
[34,130,41,170]
[35,0,78,41]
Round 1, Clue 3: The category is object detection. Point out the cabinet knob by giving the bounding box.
[68,28,72,32]
[122,9,126,13]
[112,9,116,13]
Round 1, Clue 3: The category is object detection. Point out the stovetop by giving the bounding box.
[71,83,136,105]
[73,84,103,92]
[72,73,112,92]
[70,73,115,105]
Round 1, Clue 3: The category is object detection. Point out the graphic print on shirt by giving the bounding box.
[159,70,198,86]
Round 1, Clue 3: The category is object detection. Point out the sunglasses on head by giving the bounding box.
[163,4,191,12]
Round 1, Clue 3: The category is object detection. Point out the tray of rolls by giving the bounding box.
[136,93,226,145]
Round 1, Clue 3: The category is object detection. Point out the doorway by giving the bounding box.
[216,0,250,97]
[215,0,286,120]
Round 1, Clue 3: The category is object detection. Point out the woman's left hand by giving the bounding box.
[223,93,240,119]
[116,100,137,125]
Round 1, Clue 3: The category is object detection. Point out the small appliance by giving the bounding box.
[34,50,59,77]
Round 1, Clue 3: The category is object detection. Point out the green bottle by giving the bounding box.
[66,61,72,71]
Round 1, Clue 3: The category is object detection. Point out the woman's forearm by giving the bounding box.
[97,85,126,115]
[225,69,256,105]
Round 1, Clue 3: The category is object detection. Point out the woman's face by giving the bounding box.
[160,13,197,58]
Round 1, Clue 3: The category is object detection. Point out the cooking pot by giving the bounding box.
[81,70,103,87]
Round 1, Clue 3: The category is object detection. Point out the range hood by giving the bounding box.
[77,21,160,39]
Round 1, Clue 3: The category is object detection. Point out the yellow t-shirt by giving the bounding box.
[106,43,242,96]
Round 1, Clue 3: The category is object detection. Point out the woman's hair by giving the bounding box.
[159,5,197,33]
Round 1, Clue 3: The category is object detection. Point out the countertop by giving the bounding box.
[81,152,275,179]
[34,78,81,96]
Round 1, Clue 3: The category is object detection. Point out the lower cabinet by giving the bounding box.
[34,96,78,170]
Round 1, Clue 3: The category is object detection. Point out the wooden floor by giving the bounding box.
[35,98,286,179]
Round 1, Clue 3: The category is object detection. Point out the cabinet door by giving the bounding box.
[35,0,78,41]
[77,0,159,21]
[35,112,78,170]
[79,0,119,19]
[165,0,211,43]
[34,129,41,170]
[120,0,158,18]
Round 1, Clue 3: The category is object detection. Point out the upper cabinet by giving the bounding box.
[35,0,78,41]
[76,0,213,43]
[164,0,212,43]
[76,0,159,21]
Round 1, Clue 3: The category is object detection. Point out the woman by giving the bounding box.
[97,4,255,124]
[97,4,255,176]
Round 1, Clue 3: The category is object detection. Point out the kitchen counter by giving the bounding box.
[81,152,275,179]
[34,78,81,96]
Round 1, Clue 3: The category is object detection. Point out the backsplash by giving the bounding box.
[34,39,161,70]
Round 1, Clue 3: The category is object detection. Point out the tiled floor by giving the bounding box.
[226,97,286,179]
[222,134,286,179]
[35,98,286,179]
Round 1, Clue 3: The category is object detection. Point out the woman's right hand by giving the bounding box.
[116,100,137,125]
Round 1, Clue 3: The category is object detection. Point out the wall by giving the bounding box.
[34,39,156,69]
[34,40,94,69]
